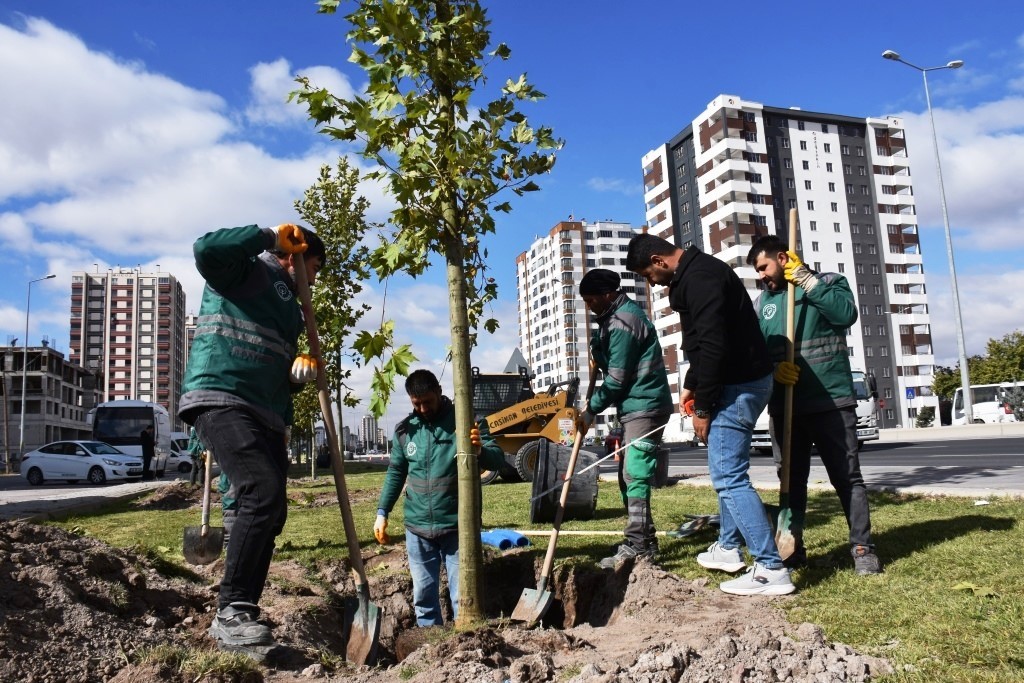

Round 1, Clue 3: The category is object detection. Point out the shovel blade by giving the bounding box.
[183,526,224,565]
[510,586,553,625]
[774,507,796,560]
[344,586,381,665]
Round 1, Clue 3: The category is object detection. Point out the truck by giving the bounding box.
[751,369,879,455]
[87,400,171,478]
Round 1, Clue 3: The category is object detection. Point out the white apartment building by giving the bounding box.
[642,94,938,428]
[516,220,651,437]
[68,267,188,428]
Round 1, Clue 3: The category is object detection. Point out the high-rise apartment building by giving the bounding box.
[642,94,938,428]
[360,414,378,452]
[516,220,652,436]
[68,268,188,428]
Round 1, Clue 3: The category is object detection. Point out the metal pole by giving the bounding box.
[18,274,55,462]
[921,69,973,424]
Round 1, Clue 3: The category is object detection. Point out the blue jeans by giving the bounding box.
[194,407,289,612]
[706,373,783,569]
[406,529,459,626]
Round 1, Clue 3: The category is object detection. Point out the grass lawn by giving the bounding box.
[56,463,1024,682]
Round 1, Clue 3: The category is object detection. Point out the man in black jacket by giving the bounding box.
[627,234,794,596]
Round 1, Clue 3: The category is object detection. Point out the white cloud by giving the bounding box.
[246,58,358,126]
[586,177,637,195]
[894,97,1024,250]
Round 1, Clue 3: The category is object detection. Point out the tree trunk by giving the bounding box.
[443,232,484,626]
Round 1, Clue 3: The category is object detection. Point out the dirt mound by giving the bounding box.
[131,481,204,510]
[0,521,891,682]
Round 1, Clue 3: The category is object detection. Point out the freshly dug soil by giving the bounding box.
[0,516,891,682]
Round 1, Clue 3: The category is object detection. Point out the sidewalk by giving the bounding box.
[0,479,168,523]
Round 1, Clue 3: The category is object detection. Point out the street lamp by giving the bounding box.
[18,274,56,462]
[882,49,973,425]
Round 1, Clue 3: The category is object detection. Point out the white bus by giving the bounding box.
[87,400,171,478]
[952,383,1019,425]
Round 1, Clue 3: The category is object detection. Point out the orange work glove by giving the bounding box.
[373,514,390,544]
[275,223,308,254]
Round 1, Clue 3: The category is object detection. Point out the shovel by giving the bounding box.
[183,450,224,565]
[293,253,380,664]
[511,429,586,625]
[775,208,799,560]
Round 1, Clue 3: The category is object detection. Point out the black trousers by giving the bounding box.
[770,406,873,548]
[194,407,289,611]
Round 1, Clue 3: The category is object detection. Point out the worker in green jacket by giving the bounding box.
[373,369,506,626]
[746,235,881,575]
[576,269,674,569]
[179,223,325,653]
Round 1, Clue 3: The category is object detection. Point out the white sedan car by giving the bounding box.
[20,440,145,486]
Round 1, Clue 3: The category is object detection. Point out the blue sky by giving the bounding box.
[2,1,1024,426]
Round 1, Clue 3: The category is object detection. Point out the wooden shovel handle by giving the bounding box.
[292,254,370,587]
[781,209,797,496]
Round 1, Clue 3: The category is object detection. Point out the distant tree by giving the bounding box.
[915,406,935,429]
[290,159,382,448]
[931,366,960,401]
[1005,384,1024,421]
[292,0,560,625]
[976,331,1024,384]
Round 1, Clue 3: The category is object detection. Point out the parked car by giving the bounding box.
[604,427,625,457]
[20,440,144,486]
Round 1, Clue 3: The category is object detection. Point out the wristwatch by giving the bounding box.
[693,408,711,419]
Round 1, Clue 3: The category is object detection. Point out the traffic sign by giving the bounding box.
[906,388,916,400]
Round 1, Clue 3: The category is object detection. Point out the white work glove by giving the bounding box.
[290,353,318,383]
[783,250,818,292]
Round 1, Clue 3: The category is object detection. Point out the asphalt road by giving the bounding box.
[1,434,1021,522]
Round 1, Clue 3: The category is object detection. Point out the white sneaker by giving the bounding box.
[719,563,796,596]
[697,542,746,573]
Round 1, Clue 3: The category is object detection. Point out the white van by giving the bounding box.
[168,431,194,473]
[952,383,1019,425]
[88,400,171,478]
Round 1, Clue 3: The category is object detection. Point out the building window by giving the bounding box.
[838,263,845,273]
[834,222,841,232]
[802,160,810,170]
[865,347,874,357]
[797,120,805,131]
[805,180,812,190]
[809,220,818,231]
[856,264,865,274]
[744,131,758,142]
[856,146,865,157]
[807,200,815,210]
[849,204,858,214]
[878,325,887,336]
[854,243,862,254]
[858,165,867,176]
[786,178,796,189]
[826,162,833,172]
[828,182,836,192]
[800,140,808,150]
[863,325,872,335]
[784,158,793,169]
[882,367,891,378]
[880,346,889,357]
[875,305,884,315]
[831,202,839,212]
[861,305,869,315]
[842,145,850,155]
[836,243,843,253]
[823,143,832,153]
[811,241,819,252]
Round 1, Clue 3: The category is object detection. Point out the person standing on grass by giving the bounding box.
[178,223,324,654]
[576,268,674,569]
[626,233,794,596]
[746,235,882,575]
[373,369,506,626]
[140,424,155,480]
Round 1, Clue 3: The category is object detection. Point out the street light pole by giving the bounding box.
[18,273,56,462]
[882,50,973,425]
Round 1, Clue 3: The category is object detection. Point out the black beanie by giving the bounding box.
[579,269,620,296]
